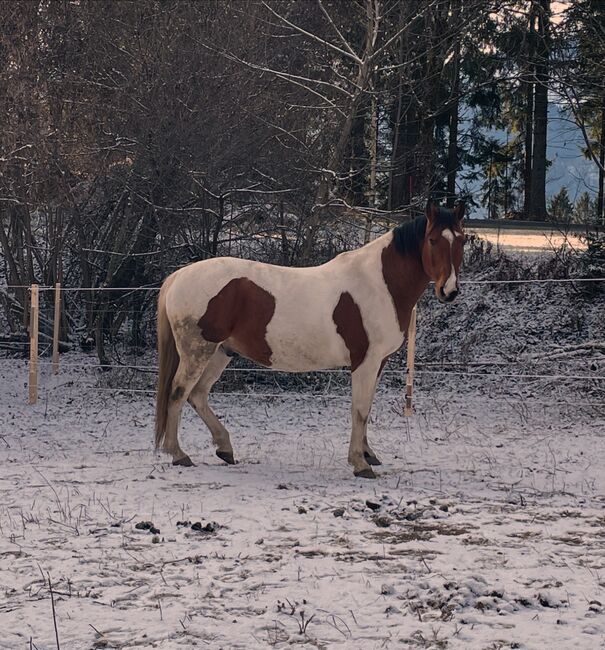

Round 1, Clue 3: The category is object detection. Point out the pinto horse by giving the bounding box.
[155,201,465,478]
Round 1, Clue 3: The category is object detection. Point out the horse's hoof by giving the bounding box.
[354,467,376,479]
[364,452,382,466]
[216,450,235,465]
[173,455,194,467]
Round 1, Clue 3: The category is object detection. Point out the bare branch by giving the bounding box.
[261,1,362,64]
[317,0,359,60]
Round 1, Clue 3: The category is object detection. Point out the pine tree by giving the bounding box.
[560,0,605,224]
[548,187,573,223]
[573,192,595,224]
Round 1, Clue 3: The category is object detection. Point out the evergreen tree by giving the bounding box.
[548,187,573,223]
[559,0,605,224]
[573,192,595,224]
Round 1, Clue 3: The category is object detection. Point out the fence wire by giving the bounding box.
[2,277,604,409]
[5,277,605,292]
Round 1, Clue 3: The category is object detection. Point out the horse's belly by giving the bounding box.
[267,334,349,372]
[224,323,348,371]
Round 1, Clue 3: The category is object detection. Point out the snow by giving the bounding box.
[2,261,604,648]
[1,344,604,649]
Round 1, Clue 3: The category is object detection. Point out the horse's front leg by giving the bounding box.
[349,360,381,479]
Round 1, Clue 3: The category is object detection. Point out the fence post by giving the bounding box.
[52,282,61,375]
[28,284,39,405]
[404,305,417,417]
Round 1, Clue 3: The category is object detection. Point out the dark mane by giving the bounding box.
[392,208,458,257]
[392,216,427,256]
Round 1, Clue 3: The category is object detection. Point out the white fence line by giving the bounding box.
[56,386,605,409]
[32,360,605,382]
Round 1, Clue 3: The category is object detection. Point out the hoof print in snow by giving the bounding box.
[176,520,191,527]
[298,506,307,514]
[365,500,381,511]
[333,507,345,518]
[135,521,160,534]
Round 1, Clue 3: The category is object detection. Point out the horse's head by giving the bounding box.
[421,201,465,304]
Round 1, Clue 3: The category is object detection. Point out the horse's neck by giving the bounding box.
[380,232,429,330]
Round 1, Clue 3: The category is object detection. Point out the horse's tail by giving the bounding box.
[155,276,179,450]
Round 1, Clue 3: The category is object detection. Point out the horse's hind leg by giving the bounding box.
[188,346,235,465]
[163,345,217,466]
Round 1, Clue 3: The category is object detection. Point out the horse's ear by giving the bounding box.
[453,201,465,223]
[425,200,438,224]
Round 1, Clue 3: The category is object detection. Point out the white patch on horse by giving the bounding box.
[444,265,457,294]
[442,228,454,244]
[441,228,457,295]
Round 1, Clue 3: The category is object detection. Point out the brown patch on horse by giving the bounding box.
[333,292,369,372]
[198,277,276,366]
[381,238,429,332]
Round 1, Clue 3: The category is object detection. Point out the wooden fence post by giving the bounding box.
[28,284,39,405]
[52,282,61,375]
[404,305,417,416]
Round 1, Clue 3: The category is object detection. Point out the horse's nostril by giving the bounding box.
[444,290,458,303]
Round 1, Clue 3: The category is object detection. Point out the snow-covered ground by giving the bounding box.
[1,346,604,649]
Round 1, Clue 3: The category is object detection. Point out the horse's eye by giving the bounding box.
[429,238,437,245]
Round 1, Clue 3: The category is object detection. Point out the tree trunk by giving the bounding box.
[365,95,378,243]
[598,96,605,225]
[523,5,536,218]
[389,1,424,212]
[0,210,28,328]
[299,0,378,262]
[446,37,461,207]
[348,104,368,207]
[529,0,550,220]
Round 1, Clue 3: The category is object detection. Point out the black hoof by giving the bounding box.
[216,450,235,465]
[173,455,194,467]
[354,467,377,479]
[364,452,382,466]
